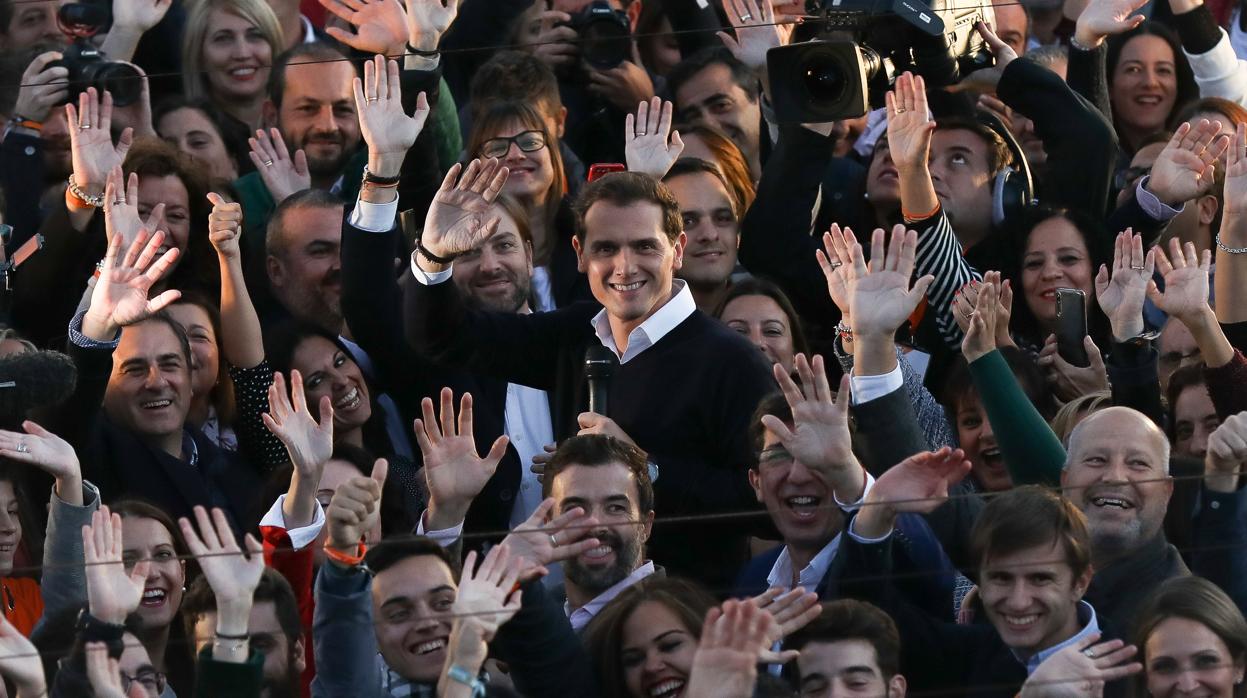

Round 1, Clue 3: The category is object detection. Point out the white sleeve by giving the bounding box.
[259,495,326,551]
[849,364,905,405]
[415,510,464,548]
[1184,30,1247,106]
[409,250,454,285]
[349,198,399,233]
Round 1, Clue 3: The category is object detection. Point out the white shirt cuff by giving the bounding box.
[409,250,454,284]
[847,517,894,545]
[416,510,464,548]
[349,197,398,233]
[849,364,904,405]
[1135,175,1183,221]
[834,471,875,511]
[259,494,326,551]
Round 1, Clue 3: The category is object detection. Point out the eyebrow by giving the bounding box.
[624,629,682,652]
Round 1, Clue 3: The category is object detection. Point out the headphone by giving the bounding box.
[977,111,1035,227]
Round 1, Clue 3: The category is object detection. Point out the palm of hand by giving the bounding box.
[103,274,160,327]
[88,560,143,618]
[1099,274,1145,322]
[427,436,496,501]
[427,189,494,252]
[407,1,456,38]
[1152,150,1209,201]
[363,108,423,155]
[690,645,757,691]
[887,114,931,167]
[851,271,914,335]
[25,435,77,479]
[733,25,781,69]
[626,137,677,174]
[1225,160,1247,213]
[453,586,515,636]
[73,131,122,183]
[281,416,333,476]
[348,0,408,52]
[785,405,851,472]
[201,551,263,600]
[1157,269,1208,318]
[876,465,944,513]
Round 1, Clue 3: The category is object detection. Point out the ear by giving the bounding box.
[889,674,908,698]
[262,99,278,130]
[1072,564,1094,599]
[1197,194,1219,227]
[557,106,568,139]
[267,254,285,287]
[626,0,642,30]
[671,231,687,271]
[640,509,655,542]
[747,468,764,503]
[293,637,308,674]
[524,240,535,275]
[572,235,587,273]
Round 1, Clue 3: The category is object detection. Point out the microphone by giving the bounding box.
[0,350,78,428]
[584,345,618,415]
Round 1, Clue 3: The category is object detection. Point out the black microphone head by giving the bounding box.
[584,345,618,380]
[0,350,78,428]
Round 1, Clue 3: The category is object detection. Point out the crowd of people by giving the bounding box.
[0,0,1244,695]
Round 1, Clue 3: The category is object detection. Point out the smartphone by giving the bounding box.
[1055,288,1089,368]
[587,163,626,182]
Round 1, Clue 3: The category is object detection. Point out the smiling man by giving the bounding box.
[662,158,740,312]
[404,165,775,587]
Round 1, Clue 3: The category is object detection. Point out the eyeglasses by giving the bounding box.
[758,447,794,469]
[480,130,546,159]
[120,669,167,695]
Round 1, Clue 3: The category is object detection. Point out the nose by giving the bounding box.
[315,106,337,133]
[504,141,526,162]
[1143,67,1162,87]
[785,458,817,485]
[614,246,637,278]
[980,418,995,441]
[1175,669,1201,692]
[478,246,504,273]
[1040,260,1064,280]
[1004,581,1033,611]
[691,218,719,244]
[142,367,169,391]
[746,326,768,354]
[642,648,667,676]
[1191,427,1210,458]
[0,508,16,534]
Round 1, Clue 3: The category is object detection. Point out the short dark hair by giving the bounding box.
[749,392,790,460]
[666,46,758,105]
[266,188,344,258]
[663,157,738,217]
[969,486,1091,580]
[268,42,354,109]
[573,172,683,243]
[541,434,654,515]
[364,535,456,577]
[126,311,194,370]
[1166,362,1210,442]
[787,599,903,679]
[181,568,302,644]
[469,50,562,116]
[934,116,1014,177]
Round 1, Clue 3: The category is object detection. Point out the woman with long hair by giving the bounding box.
[1133,576,1246,697]
[181,0,283,133]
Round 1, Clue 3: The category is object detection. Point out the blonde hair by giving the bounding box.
[182,0,284,102]
[1052,390,1113,443]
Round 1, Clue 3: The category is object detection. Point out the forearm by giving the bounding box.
[1183,306,1235,368]
[912,209,980,349]
[282,470,320,530]
[1215,215,1247,323]
[897,166,939,219]
[854,334,899,377]
[99,27,143,62]
[212,598,254,663]
[439,624,490,698]
[38,481,99,627]
[218,254,264,368]
[969,350,1067,485]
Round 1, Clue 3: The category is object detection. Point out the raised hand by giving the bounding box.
[111,0,173,35]
[206,192,243,261]
[13,51,68,123]
[85,642,128,698]
[975,21,1018,71]
[1038,333,1109,403]
[848,225,935,339]
[816,223,858,321]
[179,507,265,609]
[103,167,165,252]
[854,447,972,538]
[1206,411,1247,493]
[404,0,459,53]
[1147,237,1213,325]
[761,355,863,500]
[717,0,784,75]
[419,159,509,264]
[1145,120,1231,207]
[81,227,183,341]
[0,420,83,505]
[249,128,310,204]
[1222,122,1247,220]
[452,546,524,641]
[624,97,684,179]
[415,388,509,531]
[320,0,409,56]
[354,54,430,177]
[264,370,334,479]
[0,615,46,698]
[83,505,151,624]
[885,73,934,174]
[1094,230,1154,341]
[748,587,820,643]
[501,498,601,579]
[961,280,1002,362]
[1074,0,1147,47]
[1020,634,1141,697]
[66,88,134,200]
[952,271,1015,349]
[326,458,388,551]
[685,601,787,698]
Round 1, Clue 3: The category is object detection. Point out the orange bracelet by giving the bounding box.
[902,202,941,223]
[323,539,368,567]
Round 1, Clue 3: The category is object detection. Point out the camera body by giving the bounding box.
[768,0,996,123]
[569,0,632,70]
[51,0,142,107]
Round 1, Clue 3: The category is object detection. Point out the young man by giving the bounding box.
[662,158,741,312]
[402,162,774,587]
[787,599,908,698]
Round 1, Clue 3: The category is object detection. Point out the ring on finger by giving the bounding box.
[15,442,29,454]
[739,12,753,21]
[1130,264,1146,271]
[366,96,379,103]
[548,533,558,547]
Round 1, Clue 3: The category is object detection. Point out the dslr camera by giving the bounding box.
[569,0,632,70]
[767,0,996,123]
[53,0,143,107]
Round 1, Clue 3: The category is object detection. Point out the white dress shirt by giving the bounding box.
[565,561,657,632]
[588,279,696,364]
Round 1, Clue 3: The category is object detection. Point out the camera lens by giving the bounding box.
[581,20,630,70]
[803,56,848,104]
[87,62,142,107]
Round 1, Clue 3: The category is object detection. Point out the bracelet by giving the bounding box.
[214,630,250,640]
[901,202,941,222]
[323,539,368,567]
[416,238,458,265]
[835,320,854,342]
[407,44,440,57]
[8,116,41,132]
[1216,232,1247,255]
[362,164,401,186]
[67,175,105,208]
[212,636,249,654]
[446,665,486,697]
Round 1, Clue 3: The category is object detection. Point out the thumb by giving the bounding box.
[130,559,151,585]
[294,149,309,176]
[485,435,510,465]
[206,191,226,208]
[760,414,797,445]
[669,129,684,152]
[318,396,335,431]
[1085,336,1106,370]
[323,25,354,45]
[370,458,389,487]
[21,420,49,437]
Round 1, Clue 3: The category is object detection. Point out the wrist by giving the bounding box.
[367,152,405,179]
[426,500,468,532]
[55,473,84,506]
[408,34,440,54]
[214,599,253,636]
[1072,26,1105,48]
[1111,318,1146,343]
[81,309,119,342]
[1143,177,1183,207]
[854,497,897,539]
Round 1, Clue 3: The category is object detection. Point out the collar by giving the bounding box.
[182,430,199,468]
[565,561,656,631]
[589,280,695,364]
[766,535,841,592]
[299,14,317,44]
[1021,601,1101,674]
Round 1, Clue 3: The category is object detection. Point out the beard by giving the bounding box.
[564,529,643,596]
[260,653,303,698]
[462,268,531,313]
[300,131,352,178]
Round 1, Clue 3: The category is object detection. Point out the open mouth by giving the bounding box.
[1133,95,1163,107]
[141,399,173,411]
[610,280,645,293]
[1002,613,1039,630]
[334,387,362,411]
[648,678,685,697]
[580,543,615,563]
[141,589,167,608]
[785,495,822,521]
[1091,496,1134,510]
[412,638,447,656]
[980,447,1003,469]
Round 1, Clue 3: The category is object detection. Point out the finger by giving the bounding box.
[457,391,474,438]
[193,505,221,549]
[439,386,455,437]
[370,457,388,486]
[419,396,439,441]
